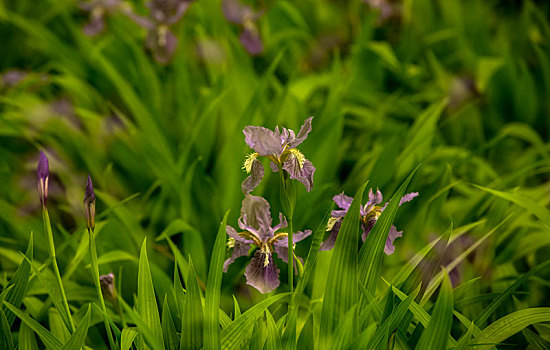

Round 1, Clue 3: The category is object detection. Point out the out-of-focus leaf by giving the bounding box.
[18,322,39,350]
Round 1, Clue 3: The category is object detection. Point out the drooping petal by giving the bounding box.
[243,125,284,156]
[146,27,179,65]
[272,245,304,274]
[384,225,402,255]
[223,240,251,272]
[241,158,264,194]
[240,27,263,55]
[287,116,313,149]
[240,195,273,240]
[244,250,280,294]
[320,219,341,251]
[282,157,315,192]
[332,193,353,211]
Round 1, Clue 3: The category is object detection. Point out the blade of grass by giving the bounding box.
[266,310,283,350]
[61,305,91,350]
[18,323,39,350]
[181,258,203,350]
[121,327,139,350]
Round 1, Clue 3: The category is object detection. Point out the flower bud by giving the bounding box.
[84,174,96,233]
[37,151,49,207]
[99,273,117,303]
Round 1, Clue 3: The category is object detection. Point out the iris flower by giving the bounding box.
[125,0,192,64]
[79,0,122,36]
[242,117,315,194]
[224,195,311,294]
[37,151,49,207]
[222,0,263,55]
[320,188,418,254]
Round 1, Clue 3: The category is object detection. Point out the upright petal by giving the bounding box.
[243,126,284,156]
[272,213,288,232]
[384,225,403,255]
[241,158,264,194]
[287,116,313,149]
[332,192,353,211]
[282,157,315,192]
[240,195,273,239]
[244,250,280,294]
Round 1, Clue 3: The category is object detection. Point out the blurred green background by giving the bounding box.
[1,0,550,345]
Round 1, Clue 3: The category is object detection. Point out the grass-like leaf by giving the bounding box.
[162,296,179,350]
[121,327,139,350]
[61,304,91,350]
[472,308,550,350]
[0,307,14,350]
[415,271,453,350]
[3,301,63,350]
[204,211,229,350]
[181,258,203,350]
[138,238,164,347]
[265,310,282,350]
[359,166,419,295]
[319,183,367,347]
[220,293,290,350]
[18,323,39,350]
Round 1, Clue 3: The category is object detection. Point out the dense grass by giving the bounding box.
[1,0,550,348]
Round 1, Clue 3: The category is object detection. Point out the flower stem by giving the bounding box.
[42,208,75,333]
[279,171,296,293]
[288,218,294,293]
[88,229,117,349]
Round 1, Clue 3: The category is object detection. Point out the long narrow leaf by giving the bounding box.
[181,259,203,350]
[61,305,91,350]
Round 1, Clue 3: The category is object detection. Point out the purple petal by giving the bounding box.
[367,188,383,206]
[146,27,178,65]
[400,192,418,205]
[124,9,155,29]
[84,174,96,232]
[221,0,251,24]
[272,245,303,273]
[83,16,105,36]
[361,217,377,242]
[282,158,315,192]
[243,126,284,156]
[240,195,273,240]
[227,225,253,244]
[320,220,341,251]
[332,193,353,211]
[241,158,264,194]
[223,240,251,272]
[37,151,49,207]
[273,230,312,248]
[240,27,263,55]
[272,213,287,232]
[384,225,402,255]
[244,250,280,294]
[287,117,313,149]
[331,209,348,218]
[84,174,96,204]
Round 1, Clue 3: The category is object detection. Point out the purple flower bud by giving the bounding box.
[99,272,117,303]
[37,151,49,207]
[84,174,96,233]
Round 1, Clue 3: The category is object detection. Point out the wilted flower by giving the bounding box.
[125,0,192,64]
[37,151,49,207]
[222,0,263,55]
[242,117,315,194]
[320,188,418,254]
[224,195,311,294]
[79,0,123,36]
[99,272,117,303]
[84,175,96,233]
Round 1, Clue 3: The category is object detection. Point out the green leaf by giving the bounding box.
[162,297,179,350]
[472,308,550,350]
[0,307,14,350]
[61,305,91,350]
[138,238,164,348]
[2,231,33,327]
[167,238,189,285]
[475,260,550,325]
[204,211,229,350]
[121,327,139,350]
[474,184,550,226]
[3,301,63,350]
[265,310,282,350]
[220,293,290,350]
[119,296,164,350]
[319,183,367,347]
[415,271,453,350]
[181,259,203,350]
[18,323,39,350]
[359,166,419,295]
[455,322,474,350]
[233,295,241,320]
[49,308,70,343]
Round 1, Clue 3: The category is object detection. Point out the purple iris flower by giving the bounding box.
[37,151,49,207]
[224,195,311,294]
[242,117,316,194]
[84,175,96,233]
[222,0,263,55]
[125,0,192,64]
[320,188,418,254]
[79,0,122,36]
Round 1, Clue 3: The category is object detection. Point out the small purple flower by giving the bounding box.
[242,117,316,194]
[320,188,418,254]
[37,151,49,207]
[224,195,311,294]
[79,0,123,36]
[125,0,192,64]
[99,272,117,303]
[222,0,263,55]
[84,175,96,233]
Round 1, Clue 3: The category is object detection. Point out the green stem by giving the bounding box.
[42,208,75,333]
[88,229,117,349]
[287,218,294,293]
